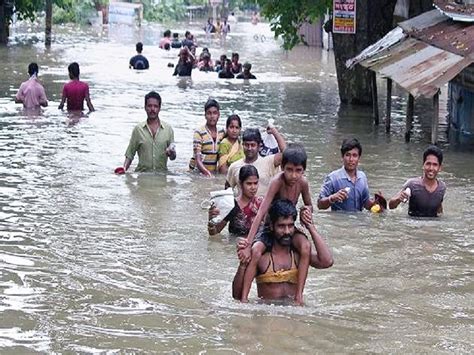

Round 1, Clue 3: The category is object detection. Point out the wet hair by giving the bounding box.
[423,145,443,165]
[204,98,220,112]
[164,29,171,37]
[243,62,252,70]
[282,143,307,170]
[239,165,259,184]
[172,32,179,39]
[185,30,191,38]
[220,54,227,61]
[225,59,232,67]
[268,199,297,224]
[340,138,362,156]
[68,62,80,78]
[136,42,143,53]
[144,91,162,107]
[242,128,262,144]
[28,62,39,76]
[226,114,242,129]
[231,52,239,60]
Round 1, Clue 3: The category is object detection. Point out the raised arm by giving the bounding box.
[244,177,280,243]
[207,206,228,235]
[239,255,258,302]
[389,188,409,209]
[232,260,248,300]
[300,208,333,268]
[301,178,313,210]
[269,126,286,166]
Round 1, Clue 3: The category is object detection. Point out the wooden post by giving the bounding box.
[371,71,379,125]
[405,94,414,142]
[385,78,392,133]
[45,0,52,47]
[432,92,440,144]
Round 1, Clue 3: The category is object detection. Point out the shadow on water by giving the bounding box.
[0,20,473,353]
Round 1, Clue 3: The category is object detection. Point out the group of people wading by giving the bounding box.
[118,91,446,306]
[14,58,445,305]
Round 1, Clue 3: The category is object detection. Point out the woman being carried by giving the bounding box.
[208,165,262,236]
[218,114,244,174]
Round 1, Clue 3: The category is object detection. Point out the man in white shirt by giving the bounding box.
[225,127,285,197]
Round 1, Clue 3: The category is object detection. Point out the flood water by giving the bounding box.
[0,19,473,353]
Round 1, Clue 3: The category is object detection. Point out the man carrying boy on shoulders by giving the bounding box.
[233,199,332,304]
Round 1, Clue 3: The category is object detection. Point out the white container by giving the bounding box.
[402,187,411,203]
[344,187,351,193]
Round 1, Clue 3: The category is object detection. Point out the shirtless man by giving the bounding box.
[232,199,333,303]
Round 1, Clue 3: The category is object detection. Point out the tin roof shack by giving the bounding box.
[347,5,474,144]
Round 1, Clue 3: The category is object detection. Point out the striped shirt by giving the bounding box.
[189,125,225,173]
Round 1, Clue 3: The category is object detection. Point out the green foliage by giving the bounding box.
[142,0,187,22]
[52,0,99,24]
[5,0,103,24]
[256,0,331,50]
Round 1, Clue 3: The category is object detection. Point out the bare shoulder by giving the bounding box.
[299,176,310,188]
[257,252,271,273]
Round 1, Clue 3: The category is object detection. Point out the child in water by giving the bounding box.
[208,165,262,236]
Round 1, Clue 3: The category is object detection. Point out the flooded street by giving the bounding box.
[0,19,473,353]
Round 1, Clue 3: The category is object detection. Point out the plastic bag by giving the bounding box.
[259,119,279,157]
[201,189,235,224]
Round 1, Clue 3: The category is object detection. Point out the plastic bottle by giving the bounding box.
[402,187,411,203]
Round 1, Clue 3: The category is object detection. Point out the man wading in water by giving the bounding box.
[232,199,333,303]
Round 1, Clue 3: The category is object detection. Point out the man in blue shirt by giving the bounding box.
[318,138,376,212]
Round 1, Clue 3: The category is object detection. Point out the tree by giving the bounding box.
[0,0,71,44]
[256,0,403,105]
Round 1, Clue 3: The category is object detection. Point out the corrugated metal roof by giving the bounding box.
[408,19,474,56]
[358,38,474,98]
[346,27,405,69]
[398,9,449,32]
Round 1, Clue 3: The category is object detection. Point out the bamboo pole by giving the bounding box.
[432,92,440,144]
[371,71,379,125]
[385,78,392,133]
[405,94,414,142]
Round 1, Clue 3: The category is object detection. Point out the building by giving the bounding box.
[347,1,474,145]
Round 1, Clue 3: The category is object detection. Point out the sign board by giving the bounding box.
[109,2,142,25]
[333,0,356,34]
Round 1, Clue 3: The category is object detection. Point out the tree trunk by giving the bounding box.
[333,0,398,105]
[45,0,53,47]
[0,3,9,44]
[409,0,434,18]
